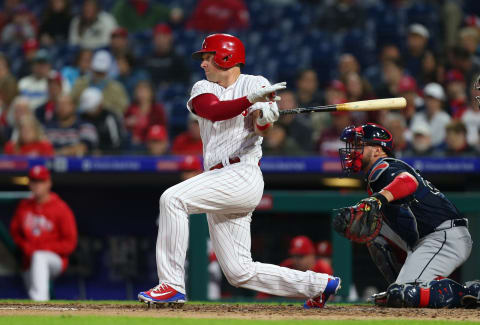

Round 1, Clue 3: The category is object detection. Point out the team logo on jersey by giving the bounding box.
[368,161,389,184]
[24,212,53,237]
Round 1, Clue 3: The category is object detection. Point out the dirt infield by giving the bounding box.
[0,302,479,320]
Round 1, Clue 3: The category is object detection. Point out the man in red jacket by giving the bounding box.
[281,236,333,275]
[10,165,78,301]
[256,236,333,299]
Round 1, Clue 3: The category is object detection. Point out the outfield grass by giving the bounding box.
[0,317,479,325]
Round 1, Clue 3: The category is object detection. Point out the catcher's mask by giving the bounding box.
[474,74,480,108]
[339,123,393,174]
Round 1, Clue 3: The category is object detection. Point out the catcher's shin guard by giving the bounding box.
[374,279,469,308]
[367,235,404,284]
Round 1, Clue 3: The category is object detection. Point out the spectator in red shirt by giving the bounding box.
[186,0,249,32]
[146,125,168,156]
[256,235,333,299]
[283,236,333,275]
[3,115,54,156]
[171,114,202,155]
[125,80,167,145]
[10,165,77,301]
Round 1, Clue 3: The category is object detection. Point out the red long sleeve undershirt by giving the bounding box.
[383,173,418,200]
[191,93,253,122]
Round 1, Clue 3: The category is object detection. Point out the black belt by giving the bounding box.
[435,218,468,231]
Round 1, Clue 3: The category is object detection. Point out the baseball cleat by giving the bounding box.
[138,283,186,305]
[304,276,341,309]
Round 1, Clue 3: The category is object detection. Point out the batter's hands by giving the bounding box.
[247,82,287,104]
[257,102,280,126]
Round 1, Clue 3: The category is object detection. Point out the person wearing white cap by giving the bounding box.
[78,87,126,154]
[404,120,435,157]
[71,50,129,117]
[404,23,430,81]
[410,83,451,147]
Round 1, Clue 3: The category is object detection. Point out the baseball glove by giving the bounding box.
[333,197,383,243]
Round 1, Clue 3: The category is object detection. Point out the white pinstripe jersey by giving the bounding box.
[187,74,277,170]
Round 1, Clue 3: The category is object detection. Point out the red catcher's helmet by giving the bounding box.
[192,34,245,69]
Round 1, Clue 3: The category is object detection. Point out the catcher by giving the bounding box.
[333,123,479,308]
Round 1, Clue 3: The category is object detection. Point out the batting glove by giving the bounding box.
[247,82,287,104]
[257,102,279,126]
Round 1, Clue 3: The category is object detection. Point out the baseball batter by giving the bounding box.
[333,123,478,308]
[139,34,340,308]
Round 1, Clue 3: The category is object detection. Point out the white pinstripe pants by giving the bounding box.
[156,162,329,298]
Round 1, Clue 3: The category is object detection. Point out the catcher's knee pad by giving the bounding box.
[367,235,403,284]
[385,279,466,308]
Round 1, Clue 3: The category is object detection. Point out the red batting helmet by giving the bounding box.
[192,34,245,69]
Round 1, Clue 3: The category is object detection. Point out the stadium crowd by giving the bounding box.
[0,0,479,158]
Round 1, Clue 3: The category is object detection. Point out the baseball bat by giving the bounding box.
[279,97,407,115]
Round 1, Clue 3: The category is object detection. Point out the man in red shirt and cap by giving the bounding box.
[256,236,333,299]
[10,165,77,301]
[282,236,333,275]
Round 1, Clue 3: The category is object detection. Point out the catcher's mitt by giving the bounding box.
[333,197,383,243]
